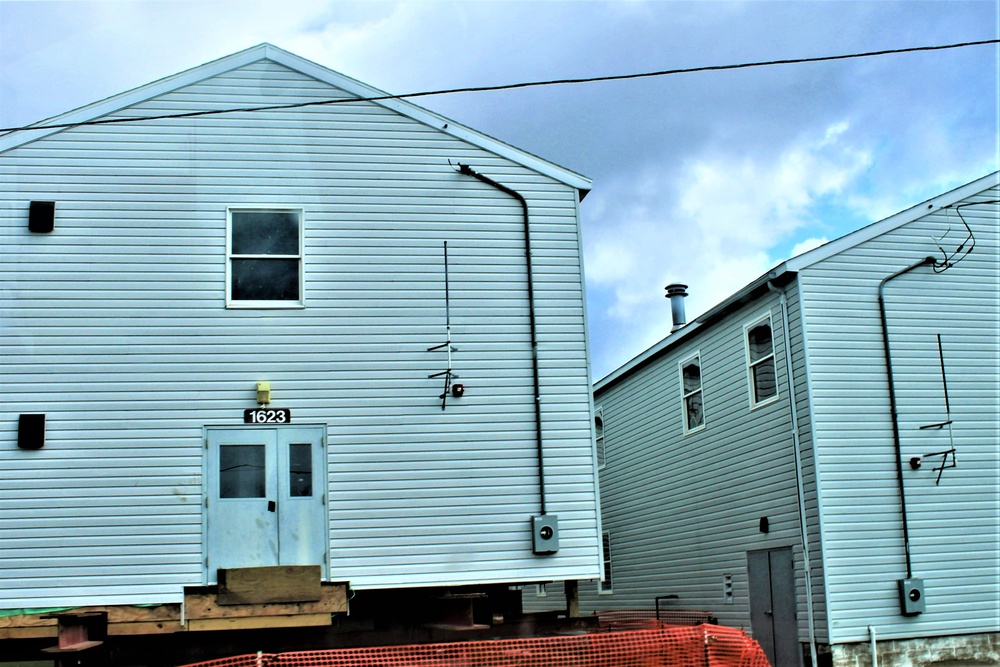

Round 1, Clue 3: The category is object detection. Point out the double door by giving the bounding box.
[748,547,800,667]
[205,426,327,583]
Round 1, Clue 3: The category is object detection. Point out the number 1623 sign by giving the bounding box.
[244,408,291,424]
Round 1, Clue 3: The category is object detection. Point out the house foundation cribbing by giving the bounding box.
[178,624,769,667]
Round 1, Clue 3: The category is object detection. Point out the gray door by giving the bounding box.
[748,547,799,667]
[205,426,327,583]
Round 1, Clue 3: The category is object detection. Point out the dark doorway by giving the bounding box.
[748,547,800,667]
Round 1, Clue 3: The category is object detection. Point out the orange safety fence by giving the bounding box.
[178,623,770,667]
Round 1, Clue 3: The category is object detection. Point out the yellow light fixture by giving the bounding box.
[256,381,271,405]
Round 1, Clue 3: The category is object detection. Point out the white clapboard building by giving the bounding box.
[1,44,602,654]
[579,174,998,667]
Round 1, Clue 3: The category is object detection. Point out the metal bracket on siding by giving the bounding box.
[919,448,956,486]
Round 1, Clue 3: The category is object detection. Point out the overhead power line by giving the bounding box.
[2,38,997,134]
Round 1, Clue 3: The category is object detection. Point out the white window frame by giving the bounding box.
[594,406,606,470]
[599,531,614,594]
[744,312,779,408]
[226,206,305,309]
[679,352,705,434]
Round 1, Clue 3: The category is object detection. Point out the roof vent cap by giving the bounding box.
[665,283,688,332]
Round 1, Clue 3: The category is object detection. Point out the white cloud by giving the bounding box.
[585,121,874,374]
[2,0,994,383]
[788,237,830,258]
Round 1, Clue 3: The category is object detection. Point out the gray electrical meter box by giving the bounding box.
[898,578,925,616]
[531,514,559,555]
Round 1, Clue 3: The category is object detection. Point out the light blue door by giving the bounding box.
[205,426,327,583]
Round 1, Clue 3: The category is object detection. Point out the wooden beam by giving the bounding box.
[0,625,56,640]
[0,583,348,638]
[187,613,332,632]
[184,582,346,621]
[217,565,322,605]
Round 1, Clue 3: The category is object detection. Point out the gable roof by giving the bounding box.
[781,171,998,272]
[1,43,591,198]
[595,171,999,393]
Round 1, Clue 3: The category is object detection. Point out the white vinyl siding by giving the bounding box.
[798,184,1000,643]
[582,295,821,639]
[0,58,600,608]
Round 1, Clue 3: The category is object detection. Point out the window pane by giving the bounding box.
[232,211,300,255]
[747,323,773,362]
[753,358,777,401]
[595,414,605,468]
[220,445,266,498]
[682,361,701,393]
[289,443,313,497]
[231,258,300,301]
[601,532,613,591]
[686,392,704,429]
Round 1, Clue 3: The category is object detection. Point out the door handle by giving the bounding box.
[268,500,277,512]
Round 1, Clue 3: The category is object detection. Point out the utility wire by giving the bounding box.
[2,38,997,134]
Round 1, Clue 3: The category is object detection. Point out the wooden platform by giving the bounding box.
[0,581,348,640]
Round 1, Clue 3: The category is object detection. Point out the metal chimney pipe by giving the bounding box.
[665,283,688,332]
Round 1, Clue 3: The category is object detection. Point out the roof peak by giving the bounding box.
[1,44,590,195]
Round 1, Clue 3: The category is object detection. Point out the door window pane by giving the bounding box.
[289,443,313,497]
[220,444,266,498]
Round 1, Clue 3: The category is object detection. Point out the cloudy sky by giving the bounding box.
[2,1,997,379]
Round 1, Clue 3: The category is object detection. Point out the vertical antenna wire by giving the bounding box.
[937,334,956,485]
[428,241,456,410]
[444,241,453,409]
[936,334,951,419]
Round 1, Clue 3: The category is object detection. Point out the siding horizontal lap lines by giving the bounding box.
[1,59,599,604]
[583,293,823,637]
[801,186,998,641]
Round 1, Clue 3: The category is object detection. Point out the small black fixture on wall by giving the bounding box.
[29,201,56,233]
[18,414,46,449]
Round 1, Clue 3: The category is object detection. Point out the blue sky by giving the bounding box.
[2,1,997,379]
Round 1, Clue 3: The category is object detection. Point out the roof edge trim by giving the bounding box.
[595,170,999,395]
[2,43,592,195]
[594,267,794,394]
[786,171,1000,271]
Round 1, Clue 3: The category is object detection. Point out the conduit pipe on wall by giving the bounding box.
[868,625,879,667]
[456,163,548,516]
[877,256,936,580]
[768,281,819,667]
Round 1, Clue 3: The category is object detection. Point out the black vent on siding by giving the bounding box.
[29,201,55,233]
[18,414,46,449]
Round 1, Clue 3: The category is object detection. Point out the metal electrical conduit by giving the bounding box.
[878,256,937,581]
[455,163,548,516]
[767,281,819,667]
